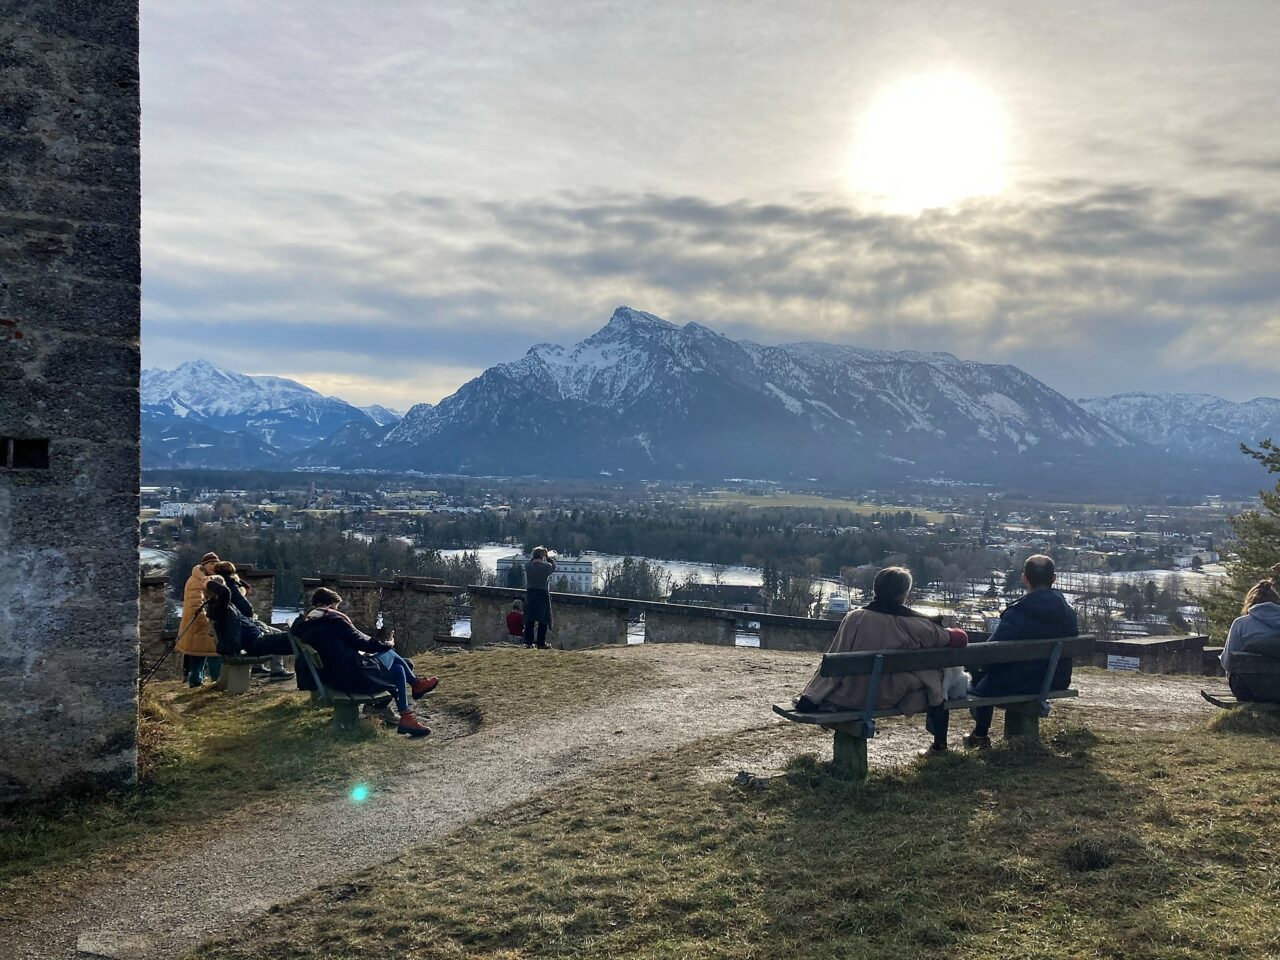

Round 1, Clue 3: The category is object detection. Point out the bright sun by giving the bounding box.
[849,73,1009,214]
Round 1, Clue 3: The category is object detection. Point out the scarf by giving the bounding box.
[864,599,924,618]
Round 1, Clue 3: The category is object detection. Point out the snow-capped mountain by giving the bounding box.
[360,404,404,427]
[362,307,1137,483]
[141,360,377,466]
[1079,392,1280,459]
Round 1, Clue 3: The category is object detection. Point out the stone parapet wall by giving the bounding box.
[237,568,274,624]
[138,575,180,681]
[552,603,627,650]
[758,620,838,652]
[380,579,459,656]
[303,576,381,634]
[644,609,735,646]
[0,1,141,800]
[1091,635,1208,675]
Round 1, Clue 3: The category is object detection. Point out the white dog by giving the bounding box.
[942,666,969,702]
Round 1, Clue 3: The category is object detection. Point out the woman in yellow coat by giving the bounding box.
[177,551,222,687]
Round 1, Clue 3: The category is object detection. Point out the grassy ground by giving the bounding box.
[696,491,947,521]
[191,708,1280,960]
[0,648,650,922]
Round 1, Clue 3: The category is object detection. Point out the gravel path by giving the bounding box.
[3,647,1214,959]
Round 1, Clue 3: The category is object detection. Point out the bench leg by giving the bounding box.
[832,727,869,781]
[1004,705,1040,740]
[332,701,360,732]
[222,664,252,696]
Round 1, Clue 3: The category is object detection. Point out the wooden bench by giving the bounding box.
[289,634,392,732]
[773,635,1094,780]
[215,655,271,695]
[1223,652,1280,703]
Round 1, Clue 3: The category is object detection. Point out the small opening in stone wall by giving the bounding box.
[2,438,51,469]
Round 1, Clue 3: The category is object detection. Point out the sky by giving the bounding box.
[141,0,1280,409]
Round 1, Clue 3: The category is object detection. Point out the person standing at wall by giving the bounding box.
[177,551,222,687]
[523,547,557,649]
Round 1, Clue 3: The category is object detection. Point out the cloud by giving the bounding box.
[144,181,1280,405]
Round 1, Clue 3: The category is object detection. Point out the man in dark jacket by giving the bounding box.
[966,554,1077,747]
[291,588,439,738]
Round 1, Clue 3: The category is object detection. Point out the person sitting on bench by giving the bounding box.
[795,566,967,754]
[291,587,438,738]
[204,576,294,660]
[1221,578,1280,703]
[965,554,1077,748]
[213,560,293,682]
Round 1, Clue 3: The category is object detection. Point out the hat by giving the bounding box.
[201,552,220,564]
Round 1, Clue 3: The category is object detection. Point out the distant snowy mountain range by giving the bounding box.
[140,360,403,468]
[141,308,1277,491]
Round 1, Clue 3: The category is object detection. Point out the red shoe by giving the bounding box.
[396,710,431,738]
[410,676,439,700]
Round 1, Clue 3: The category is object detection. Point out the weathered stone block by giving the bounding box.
[758,621,837,652]
[644,609,735,646]
[550,603,627,651]
[468,593,511,646]
[0,0,140,800]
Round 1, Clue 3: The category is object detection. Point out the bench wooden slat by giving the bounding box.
[821,635,1094,678]
[772,689,1078,726]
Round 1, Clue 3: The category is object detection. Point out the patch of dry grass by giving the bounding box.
[0,648,651,922]
[191,713,1280,960]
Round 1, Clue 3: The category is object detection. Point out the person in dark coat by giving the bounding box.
[966,554,1077,747]
[290,588,439,737]
[204,576,294,660]
[523,546,557,648]
[214,560,293,682]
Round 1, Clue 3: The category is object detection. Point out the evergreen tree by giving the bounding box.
[1206,440,1280,639]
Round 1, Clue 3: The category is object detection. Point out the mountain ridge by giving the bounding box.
[141,310,1277,491]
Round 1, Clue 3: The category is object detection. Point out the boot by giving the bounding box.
[396,710,431,738]
[410,676,439,700]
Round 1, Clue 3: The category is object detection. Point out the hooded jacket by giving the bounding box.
[290,608,397,697]
[176,564,218,657]
[1222,602,1280,672]
[972,588,1077,696]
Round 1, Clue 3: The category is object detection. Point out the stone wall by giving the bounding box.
[552,603,628,650]
[237,567,274,623]
[758,619,838,652]
[468,592,511,646]
[303,576,381,634]
[644,609,735,646]
[380,579,457,656]
[137,575,180,681]
[0,0,141,800]
[1092,635,1208,675]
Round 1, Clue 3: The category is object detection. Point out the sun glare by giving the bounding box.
[849,73,1009,214]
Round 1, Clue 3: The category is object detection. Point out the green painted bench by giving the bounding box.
[289,634,393,732]
[773,635,1095,780]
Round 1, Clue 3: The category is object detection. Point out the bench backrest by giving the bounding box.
[288,632,329,695]
[820,635,1095,678]
[1228,652,1280,676]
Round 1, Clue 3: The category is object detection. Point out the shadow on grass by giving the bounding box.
[718,729,1191,958]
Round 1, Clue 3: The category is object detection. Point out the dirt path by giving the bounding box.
[4,647,1214,959]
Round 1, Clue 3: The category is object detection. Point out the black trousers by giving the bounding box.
[523,588,551,648]
[924,703,949,747]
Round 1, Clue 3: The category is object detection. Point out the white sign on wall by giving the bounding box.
[1106,654,1140,672]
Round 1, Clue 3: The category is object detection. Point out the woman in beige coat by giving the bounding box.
[177,551,222,687]
[797,566,967,753]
